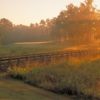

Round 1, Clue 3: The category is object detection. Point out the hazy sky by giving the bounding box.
[0,0,100,25]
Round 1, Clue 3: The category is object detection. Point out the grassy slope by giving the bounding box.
[0,79,72,100]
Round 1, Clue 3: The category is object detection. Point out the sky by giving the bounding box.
[0,0,100,25]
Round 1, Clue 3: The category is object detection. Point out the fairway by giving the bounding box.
[0,42,71,57]
[0,79,72,100]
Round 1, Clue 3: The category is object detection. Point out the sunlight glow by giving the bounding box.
[0,0,100,25]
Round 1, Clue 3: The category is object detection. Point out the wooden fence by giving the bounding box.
[0,49,100,71]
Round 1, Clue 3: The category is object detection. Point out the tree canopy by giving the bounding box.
[0,0,100,45]
[51,0,100,44]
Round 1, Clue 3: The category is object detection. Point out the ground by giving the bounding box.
[0,79,72,100]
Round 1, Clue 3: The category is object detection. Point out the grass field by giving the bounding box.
[0,79,72,100]
[0,42,71,57]
[8,59,100,99]
[0,42,100,100]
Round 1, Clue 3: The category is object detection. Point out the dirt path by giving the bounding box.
[0,79,73,100]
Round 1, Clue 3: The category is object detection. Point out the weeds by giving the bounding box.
[8,59,100,99]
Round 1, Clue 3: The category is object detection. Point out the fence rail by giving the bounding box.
[0,49,100,71]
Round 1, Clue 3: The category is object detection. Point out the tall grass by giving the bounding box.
[8,59,100,99]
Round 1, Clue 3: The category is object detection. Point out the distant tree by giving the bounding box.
[0,18,13,28]
[0,0,100,45]
[85,0,93,9]
[0,18,13,44]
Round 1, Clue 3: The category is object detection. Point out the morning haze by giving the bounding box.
[0,0,100,100]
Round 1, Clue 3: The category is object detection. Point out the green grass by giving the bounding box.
[8,59,100,99]
[0,79,72,100]
[0,42,70,57]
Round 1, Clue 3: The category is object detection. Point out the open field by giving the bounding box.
[0,42,100,57]
[0,42,71,57]
[0,42,100,100]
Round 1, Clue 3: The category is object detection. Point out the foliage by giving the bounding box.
[8,59,100,99]
[51,0,100,43]
[0,0,100,45]
[0,18,52,45]
[0,18,13,44]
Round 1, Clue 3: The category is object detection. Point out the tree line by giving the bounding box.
[0,18,54,45]
[51,0,100,44]
[0,0,100,45]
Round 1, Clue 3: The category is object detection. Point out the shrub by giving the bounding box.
[8,60,100,99]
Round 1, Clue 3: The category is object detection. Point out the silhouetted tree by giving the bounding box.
[51,0,100,44]
[0,18,13,44]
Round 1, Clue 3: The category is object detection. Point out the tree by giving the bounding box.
[0,18,13,44]
[0,18,12,27]
[85,0,93,8]
[51,0,100,44]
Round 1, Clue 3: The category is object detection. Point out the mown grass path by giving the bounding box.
[0,79,73,100]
